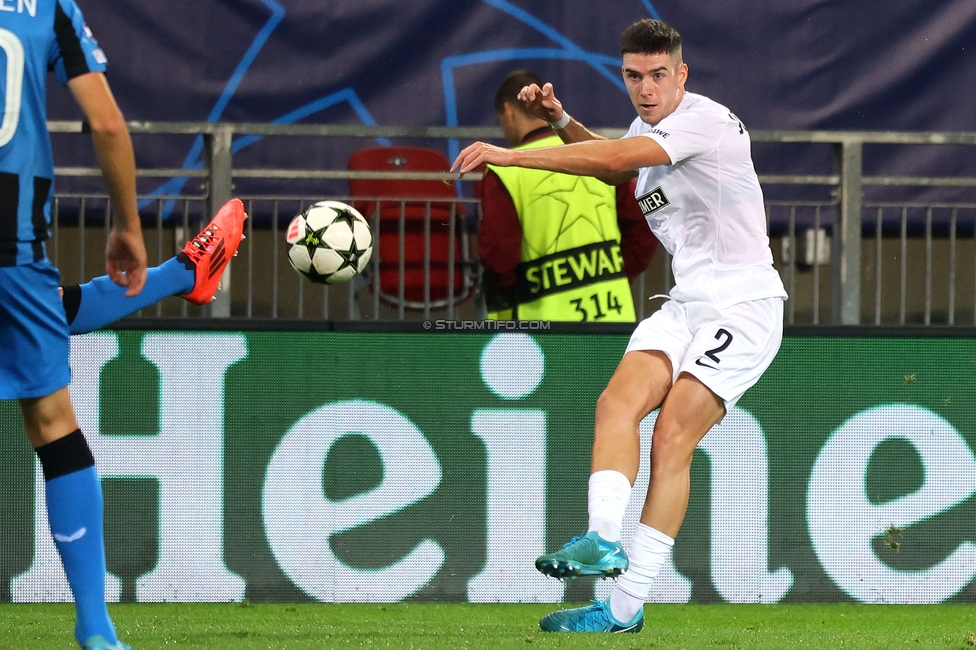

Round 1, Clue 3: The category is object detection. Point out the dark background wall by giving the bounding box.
[45,1,976,195]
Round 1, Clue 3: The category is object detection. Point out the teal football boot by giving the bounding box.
[539,598,644,633]
[535,531,628,578]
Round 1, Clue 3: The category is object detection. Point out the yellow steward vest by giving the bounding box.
[488,135,636,322]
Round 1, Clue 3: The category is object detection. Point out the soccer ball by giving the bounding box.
[286,201,373,284]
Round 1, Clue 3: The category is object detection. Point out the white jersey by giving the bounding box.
[625,92,787,307]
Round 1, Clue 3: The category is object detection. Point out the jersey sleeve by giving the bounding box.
[48,0,108,83]
[622,117,643,140]
[641,104,727,165]
[615,179,658,280]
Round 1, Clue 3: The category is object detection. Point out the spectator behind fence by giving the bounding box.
[478,70,657,322]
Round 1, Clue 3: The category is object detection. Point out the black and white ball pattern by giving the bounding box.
[286,201,373,284]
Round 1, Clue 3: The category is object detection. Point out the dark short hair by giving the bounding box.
[619,18,682,60]
[494,69,543,114]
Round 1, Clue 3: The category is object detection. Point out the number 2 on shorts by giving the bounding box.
[704,328,733,364]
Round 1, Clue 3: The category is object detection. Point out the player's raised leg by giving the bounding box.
[605,374,723,623]
[536,349,670,578]
[62,199,247,334]
[540,371,723,633]
[536,351,669,632]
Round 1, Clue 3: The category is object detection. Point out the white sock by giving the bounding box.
[609,524,674,622]
[586,470,632,542]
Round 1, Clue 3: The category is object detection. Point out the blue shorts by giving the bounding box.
[0,261,71,400]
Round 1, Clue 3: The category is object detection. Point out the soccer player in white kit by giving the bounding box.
[453,18,787,633]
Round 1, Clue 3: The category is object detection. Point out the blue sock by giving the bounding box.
[66,255,195,334]
[45,466,118,646]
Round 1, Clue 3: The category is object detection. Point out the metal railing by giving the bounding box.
[47,122,976,326]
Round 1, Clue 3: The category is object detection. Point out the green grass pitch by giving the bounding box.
[1,602,974,649]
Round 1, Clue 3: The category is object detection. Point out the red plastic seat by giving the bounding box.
[347,146,470,308]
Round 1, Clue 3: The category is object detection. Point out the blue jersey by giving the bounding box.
[0,0,106,266]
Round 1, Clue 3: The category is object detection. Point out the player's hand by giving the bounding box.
[105,226,148,297]
[451,141,516,176]
[517,82,565,124]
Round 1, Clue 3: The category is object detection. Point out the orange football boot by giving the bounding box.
[179,198,247,305]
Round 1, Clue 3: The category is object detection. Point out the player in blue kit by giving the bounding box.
[0,3,140,649]
[0,2,240,648]
[0,3,143,648]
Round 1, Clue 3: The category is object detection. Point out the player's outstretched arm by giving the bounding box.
[68,72,147,296]
[517,82,606,145]
[453,136,665,185]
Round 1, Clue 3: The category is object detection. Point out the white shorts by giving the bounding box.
[625,297,784,409]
